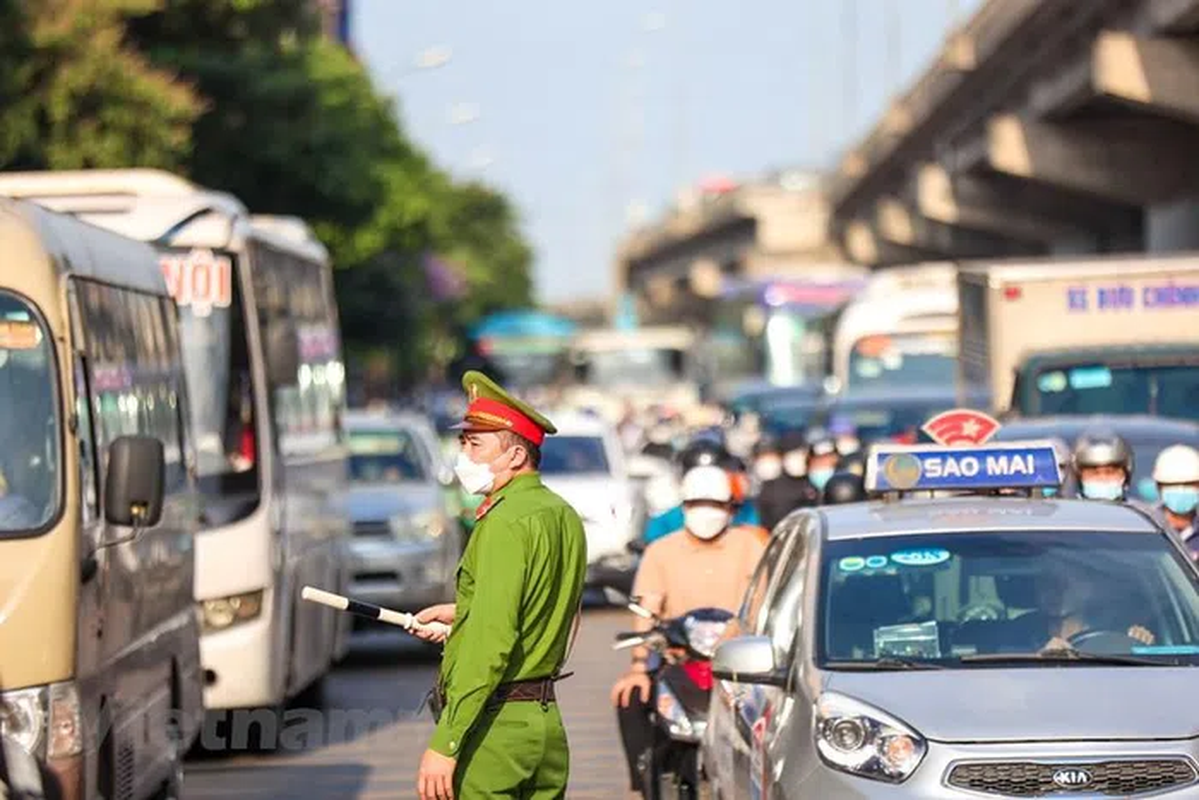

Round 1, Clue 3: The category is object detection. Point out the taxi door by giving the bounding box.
[730,516,809,798]
[706,526,794,799]
[741,519,813,800]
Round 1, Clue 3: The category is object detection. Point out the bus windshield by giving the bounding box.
[1032,364,1199,421]
[0,294,58,534]
[848,331,957,390]
[160,249,259,500]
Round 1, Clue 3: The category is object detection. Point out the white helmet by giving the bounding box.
[681,465,732,503]
[1153,445,1199,485]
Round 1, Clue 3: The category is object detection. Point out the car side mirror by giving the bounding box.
[266,317,300,386]
[103,436,165,533]
[712,635,787,686]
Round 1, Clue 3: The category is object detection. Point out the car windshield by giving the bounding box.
[0,293,59,534]
[540,435,610,476]
[818,530,1199,667]
[760,398,823,435]
[1031,364,1199,421]
[347,428,427,482]
[847,331,957,390]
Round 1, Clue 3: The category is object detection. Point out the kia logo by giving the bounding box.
[1052,768,1093,788]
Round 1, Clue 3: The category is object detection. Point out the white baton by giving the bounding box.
[301,586,452,638]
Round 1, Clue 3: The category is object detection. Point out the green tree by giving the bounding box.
[0,0,200,171]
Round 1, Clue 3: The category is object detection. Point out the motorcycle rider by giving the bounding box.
[1072,431,1136,501]
[643,438,760,544]
[757,429,821,531]
[611,465,766,797]
[1152,444,1199,555]
[804,428,842,496]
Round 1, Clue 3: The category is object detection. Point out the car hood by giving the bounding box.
[346,483,441,522]
[824,667,1199,742]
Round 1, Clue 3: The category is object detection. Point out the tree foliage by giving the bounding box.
[0,0,537,390]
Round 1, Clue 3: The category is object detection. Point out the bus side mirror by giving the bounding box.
[266,318,300,386]
[104,436,165,529]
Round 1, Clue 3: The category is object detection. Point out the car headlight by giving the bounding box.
[0,687,45,755]
[814,692,926,783]
[200,589,265,633]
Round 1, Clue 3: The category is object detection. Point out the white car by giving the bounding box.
[539,411,644,593]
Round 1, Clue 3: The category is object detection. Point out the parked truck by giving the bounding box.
[958,254,1199,421]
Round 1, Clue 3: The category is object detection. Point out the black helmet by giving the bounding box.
[778,429,808,455]
[824,472,867,505]
[836,450,867,478]
[752,435,780,457]
[678,437,730,471]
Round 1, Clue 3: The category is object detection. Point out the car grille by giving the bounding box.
[353,521,391,538]
[947,759,1198,797]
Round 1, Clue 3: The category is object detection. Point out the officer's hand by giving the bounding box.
[611,671,651,708]
[417,603,456,626]
[417,748,456,800]
[1128,625,1155,645]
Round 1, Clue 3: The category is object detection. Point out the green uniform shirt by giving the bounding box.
[429,472,587,757]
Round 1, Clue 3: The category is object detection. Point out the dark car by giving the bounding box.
[815,385,993,445]
[992,415,1199,503]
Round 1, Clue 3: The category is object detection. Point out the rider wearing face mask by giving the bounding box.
[757,430,821,531]
[1152,444,1199,556]
[642,438,760,545]
[1072,431,1134,502]
[611,465,766,797]
[805,430,841,497]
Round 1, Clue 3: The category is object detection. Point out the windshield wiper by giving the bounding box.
[959,649,1169,667]
[824,657,946,671]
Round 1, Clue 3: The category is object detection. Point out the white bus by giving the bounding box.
[829,263,960,394]
[0,170,352,724]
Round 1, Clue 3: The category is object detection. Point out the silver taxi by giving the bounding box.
[705,440,1199,799]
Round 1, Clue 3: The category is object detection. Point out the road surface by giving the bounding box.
[186,608,631,798]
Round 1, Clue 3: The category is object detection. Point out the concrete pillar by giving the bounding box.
[1147,196,1199,252]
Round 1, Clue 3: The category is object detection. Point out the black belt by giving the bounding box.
[488,672,574,708]
[429,672,574,721]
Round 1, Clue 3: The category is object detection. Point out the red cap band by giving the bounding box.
[463,398,546,446]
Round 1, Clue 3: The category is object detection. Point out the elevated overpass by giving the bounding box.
[829,0,1199,266]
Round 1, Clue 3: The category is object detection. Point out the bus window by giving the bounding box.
[76,280,189,495]
[0,294,59,534]
[249,241,344,456]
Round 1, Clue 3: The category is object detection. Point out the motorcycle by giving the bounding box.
[608,588,733,800]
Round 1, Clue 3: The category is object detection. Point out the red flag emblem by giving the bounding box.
[921,409,1001,446]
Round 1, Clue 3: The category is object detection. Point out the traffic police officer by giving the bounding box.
[414,371,587,800]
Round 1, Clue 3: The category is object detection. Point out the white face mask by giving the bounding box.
[684,506,731,540]
[454,448,514,495]
[754,456,783,482]
[782,451,807,478]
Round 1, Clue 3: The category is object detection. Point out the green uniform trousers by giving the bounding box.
[454,701,569,799]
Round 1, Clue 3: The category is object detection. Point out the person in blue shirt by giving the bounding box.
[643,441,760,544]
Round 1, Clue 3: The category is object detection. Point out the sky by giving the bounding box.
[353,0,984,304]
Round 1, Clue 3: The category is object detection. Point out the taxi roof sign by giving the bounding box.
[866,440,1063,495]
